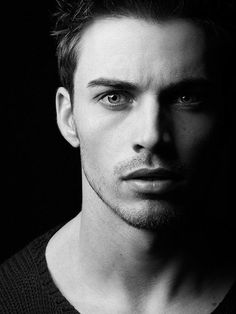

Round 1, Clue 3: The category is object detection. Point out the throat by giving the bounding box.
[45,214,236,314]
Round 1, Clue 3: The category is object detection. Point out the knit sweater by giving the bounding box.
[0,226,235,314]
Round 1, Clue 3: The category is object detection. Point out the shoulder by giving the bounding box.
[0,226,61,313]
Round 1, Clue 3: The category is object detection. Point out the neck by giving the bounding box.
[46,190,236,313]
[75,191,234,299]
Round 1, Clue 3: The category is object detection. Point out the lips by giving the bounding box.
[122,168,183,194]
[123,168,182,181]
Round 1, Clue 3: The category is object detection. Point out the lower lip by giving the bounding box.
[124,179,181,194]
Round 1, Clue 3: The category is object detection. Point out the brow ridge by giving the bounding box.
[87,77,210,92]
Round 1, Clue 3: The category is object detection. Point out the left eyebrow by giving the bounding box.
[161,78,211,93]
[87,78,140,91]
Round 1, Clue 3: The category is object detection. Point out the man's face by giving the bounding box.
[71,17,223,230]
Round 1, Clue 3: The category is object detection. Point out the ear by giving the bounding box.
[56,87,80,147]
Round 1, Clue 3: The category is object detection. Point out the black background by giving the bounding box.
[3,1,236,264]
[2,1,81,263]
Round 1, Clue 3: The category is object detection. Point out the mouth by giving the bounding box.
[122,168,184,194]
[123,168,182,181]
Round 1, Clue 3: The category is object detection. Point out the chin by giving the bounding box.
[111,198,184,231]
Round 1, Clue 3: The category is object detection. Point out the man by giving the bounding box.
[1,0,236,313]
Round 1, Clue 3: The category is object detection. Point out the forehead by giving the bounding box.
[75,17,207,90]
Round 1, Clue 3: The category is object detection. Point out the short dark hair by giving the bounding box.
[52,0,236,101]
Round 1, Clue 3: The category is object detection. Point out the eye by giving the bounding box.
[178,94,201,105]
[173,92,207,110]
[98,91,133,109]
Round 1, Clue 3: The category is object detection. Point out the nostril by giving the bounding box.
[133,143,143,153]
[132,128,172,153]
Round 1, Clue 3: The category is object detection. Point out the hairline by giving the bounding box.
[69,14,206,105]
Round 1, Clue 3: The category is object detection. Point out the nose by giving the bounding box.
[132,95,171,153]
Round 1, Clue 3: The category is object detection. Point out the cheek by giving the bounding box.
[74,106,123,170]
[174,114,219,160]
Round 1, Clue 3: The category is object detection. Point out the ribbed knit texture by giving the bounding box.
[0,226,235,313]
[0,226,79,313]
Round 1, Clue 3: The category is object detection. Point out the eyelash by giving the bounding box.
[174,93,207,109]
[95,90,207,111]
[175,94,199,104]
[160,91,207,111]
[96,91,134,109]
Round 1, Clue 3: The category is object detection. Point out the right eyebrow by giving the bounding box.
[87,78,140,91]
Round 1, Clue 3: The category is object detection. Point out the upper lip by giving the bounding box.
[122,168,183,181]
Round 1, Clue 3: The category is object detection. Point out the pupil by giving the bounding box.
[111,94,118,102]
[181,95,191,102]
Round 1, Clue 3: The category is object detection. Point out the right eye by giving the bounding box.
[98,91,134,110]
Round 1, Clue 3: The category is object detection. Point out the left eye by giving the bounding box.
[179,95,192,103]
[99,92,133,108]
[177,94,204,106]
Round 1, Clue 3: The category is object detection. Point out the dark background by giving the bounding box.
[2,1,81,263]
[3,1,236,264]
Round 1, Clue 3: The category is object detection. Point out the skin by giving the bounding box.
[47,17,234,313]
[58,17,223,230]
